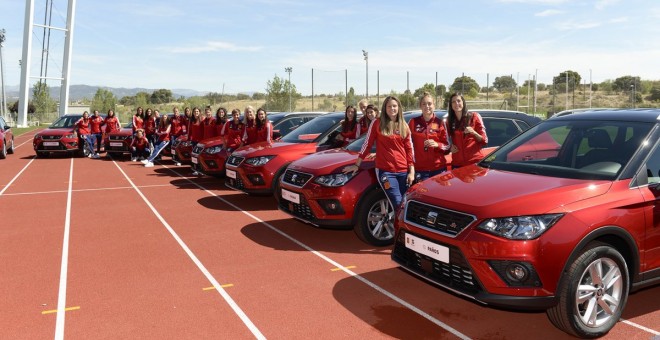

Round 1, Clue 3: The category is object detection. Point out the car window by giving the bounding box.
[280,115,342,143]
[0,117,6,128]
[641,141,660,185]
[50,116,79,128]
[483,118,521,147]
[274,117,305,137]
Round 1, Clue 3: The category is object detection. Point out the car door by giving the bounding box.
[638,133,660,275]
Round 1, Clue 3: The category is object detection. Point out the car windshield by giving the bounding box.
[480,119,653,181]
[280,114,342,143]
[49,115,81,128]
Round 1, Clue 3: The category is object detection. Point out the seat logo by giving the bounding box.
[426,211,438,225]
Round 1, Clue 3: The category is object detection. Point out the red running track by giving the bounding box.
[0,128,658,339]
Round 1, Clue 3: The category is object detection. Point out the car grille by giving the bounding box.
[226,177,245,190]
[109,135,129,141]
[279,195,316,221]
[107,146,128,151]
[404,200,476,237]
[192,145,204,154]
[41,144,66,151]
[282,169,313,187]
[227,155,245,167]
[392,232,482,295]
[42,135,61,140]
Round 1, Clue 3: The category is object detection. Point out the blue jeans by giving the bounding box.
[416,167,446,182]
[375,169,409,212]
[148,140,169,162]
[81,134,96,155]
[131,147,151,159]
[92,133,103,152]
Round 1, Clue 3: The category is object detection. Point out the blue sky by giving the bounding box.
[0,0,658,96]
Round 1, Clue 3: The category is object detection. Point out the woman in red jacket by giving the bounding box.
[335,105,359,147]
[409,91,449,181]
[254,108,273,143]
[131,129,150,161]
[202,106,216,139]
[188,107,204,145]
[343,96,414,212]
[358,104,378,136]
[221,109,245,153]
[143,116,171,168]
[242,106,258,145]
[169,107,185,166]
[104,109,121,134]
[76,111,99,158]
[144,108,157,148]
[448,92,488,168]
[214,107,228,136]
[132,107,144,134]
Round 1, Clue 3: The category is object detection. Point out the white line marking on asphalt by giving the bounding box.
[621,318,660,335]
[0,157,36,196]
[0,183,207,197]
[161,164,471,340]
[111,160,266,340]
[54,158,74,340]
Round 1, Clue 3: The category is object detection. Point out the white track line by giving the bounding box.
[111,160,266,340]
[621,318,660,335]
[55,158,74,340]
[0,157,36,196]
[160,164,471,340]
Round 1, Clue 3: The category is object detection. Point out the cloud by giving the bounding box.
[608,17,628,23]
[535,9,563,17]
[595,0,620,10]
[556,21,601,30]
[169,41,263,54]
[498,0,569,4]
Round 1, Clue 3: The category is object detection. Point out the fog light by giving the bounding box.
[318,199,345,215]
[247,174,265,185]
[506,263,529,282]
[207,160,218,169]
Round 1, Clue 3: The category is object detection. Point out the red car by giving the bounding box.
[0,116,15,159]
[33,114,95,157]
[192,112,324,177]
[392,109,660,337]
[225,112,349,195]
[278,110,542,246]
[104,121,134,156]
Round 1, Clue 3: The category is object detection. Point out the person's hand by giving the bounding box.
[450,144,459,153]
[464,126,476,136]
[342,164,359,175]
[365,153,376,160]
[406,171,415,186]
[424,139,438,149]
[336,135,344,141]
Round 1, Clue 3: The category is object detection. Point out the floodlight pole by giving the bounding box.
[0,29,7,117]
[285,67,292,111]
[362,50,368,99]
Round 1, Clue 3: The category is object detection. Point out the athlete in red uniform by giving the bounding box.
[214,107,228,136]
[335,105,359,147]
[344,96,414,212]
[409,92,449,181]
[144,108,157,147]
[143,116,171,167]
[255,108,273,143]
[448,92,488,168]
[104,110,121,134]
[89,110,105,154]
[75,111,99,158]
[188,107,204,144]
[132,107,144,134]
[131,129,150,161]
[242,106,258,145]
[202,106,216,139]
[358,104,378,136]
[221,109,245,152]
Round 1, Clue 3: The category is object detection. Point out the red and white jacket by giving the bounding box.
[408,114,449,171]
[104,116,120,134]
[90,116,104,134]
[255,121,273,143]
[358,119,414,173]
[156,124,171,142]
[202,117,217,139]
[243,120,258,145]
[132,115,144,133]
[450,112,488,167]
[76,118,92,135]
[188,120,204,143]
[131,136,149,150]
[222,120,245,150]
[170,115,185,137]
[339,120,359,147]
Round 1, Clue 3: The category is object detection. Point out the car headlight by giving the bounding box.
[64,134,76,139]
[314,172,355,187]
[245,155,275,166]
[476,214,563,240]
[205,146,223,154]
[34,134,41,139]
[180,141,192,147]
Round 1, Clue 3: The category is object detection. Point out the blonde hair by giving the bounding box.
[379,96,409,138]
[418,91,434,106]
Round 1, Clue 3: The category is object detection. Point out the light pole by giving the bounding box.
[630,84,635,108]
[285,67,292,112]
[0,29,6,118]
[362,50,368,99]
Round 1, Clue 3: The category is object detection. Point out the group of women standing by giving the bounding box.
[344,92,488,214]
[74,109,122,158]
[130,105,273,168]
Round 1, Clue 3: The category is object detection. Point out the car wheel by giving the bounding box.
[7,137,14,154]
[547,243,629,338]
[354,189,395,246]
[0,140,6,159]
[271,165,288,202]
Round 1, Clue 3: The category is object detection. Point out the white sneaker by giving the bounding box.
[131,157,137,162]
[175,162,182,166]
[141,159,149,164]
[144,161,154,168]
[191,171,199,176]
[87,153,92,158]
[92,153,100,159]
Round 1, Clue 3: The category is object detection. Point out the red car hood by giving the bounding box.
[232,141,317,158]
[198,135,224,147]
[108,128,132,136]
[40,128,74,136]
[287,148,375,174]
[407,164,612,217]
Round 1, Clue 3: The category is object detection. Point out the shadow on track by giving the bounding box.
[239,218,391,255]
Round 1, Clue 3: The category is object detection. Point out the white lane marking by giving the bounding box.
[621,318,660,335]
[1,182,213,196]
[161,164,471,340]
[0,157,36,196]
[54,158,74,340]
[111,160,266,340]
[14,138,34,149]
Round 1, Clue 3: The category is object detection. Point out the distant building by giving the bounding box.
[67,105,90,114]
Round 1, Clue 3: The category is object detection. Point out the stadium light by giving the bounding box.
[362,50,368,99]
[285,67,292,112]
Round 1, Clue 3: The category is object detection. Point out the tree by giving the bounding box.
[9,100,35,114]
[91,88,117,113]
[265,75,301,111]
[252,92,266,100]
[649,86,660,102]
[413,83,436,99]
[346,87,357,107]
[400,90,415,111]
[493,75,517,93]
[32,82,57,114]
[435,84,446,97]
[135,92,150,108]
[552,70,581,92]
[612,76,641,94]
[150,89,173,104]
[449,75,479,97]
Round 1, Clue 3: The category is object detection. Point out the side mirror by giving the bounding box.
[4,126,10,130]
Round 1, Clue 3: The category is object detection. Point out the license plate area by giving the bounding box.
[404,233,449,264]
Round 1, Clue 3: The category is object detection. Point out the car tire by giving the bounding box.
[0,140,6,159]
[271,165,288,202]
[547,243,629,338]
[7,137,14,154]
[354,189,395,247]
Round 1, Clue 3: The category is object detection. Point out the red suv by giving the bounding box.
[104,121,134,157]
[0,116,14,159]
[33,114,97,157]
[225,112,348,195]
[278,110,542,246]
[191,112,324,177]
[391,109,660,337]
